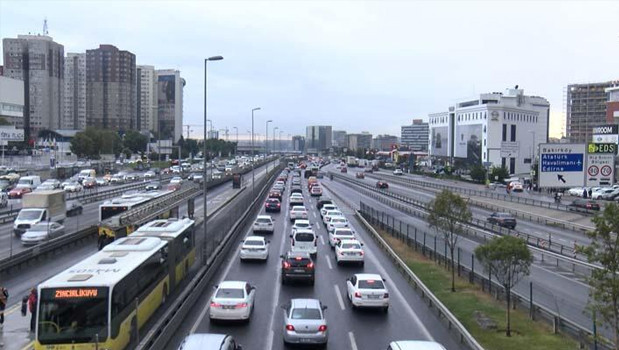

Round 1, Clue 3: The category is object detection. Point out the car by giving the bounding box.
[253,215,274,233]
[289,206,308,222]
[268,191,282,200]
[282,298,328,347]
[8,185,32,199]
[292,178,301,186]
[569,198,600,211]
[191,173,204,184]
[355,172,365,179]
[316,198,333,210]
[340,167,348,173]
[291,219,312,233]
[509,181,524,192]
[335,239,364,266]
[42,179,61,189]
[323,210,344,226]
[177,333,243,350]
[34,184,56,191]
[600,188,619,200]
[82,177,97,189]
[310,185,323,197]
[265,198,282,212]
[327,216,350,233]
[125,173,142,182]
[290,229,317,256]
[272,184,285,192]
[320,204,338,217]
[167,183,181,191]
[63,181,83,193]
[21,222,65,245]
[346,273,389,311]
[329,227,355,247]
[95,177,109,186]
[170,176,183,185]
[290,186,303,195]
[486,212,517,229]
[110,174,125,184]
[567,187,586,196]
[376,181,389,189]
[393,169,403,175]
[144,170,156,179]
[209,281,256,322]
[387,341,447,350]
[66,200,83,217]
[240,236,269,261]
[145,181,161,191]
[593,188,614,200]
[289,193,304,205]
[280,251,315,285]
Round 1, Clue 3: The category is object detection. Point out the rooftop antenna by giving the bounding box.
[43,17,48,35]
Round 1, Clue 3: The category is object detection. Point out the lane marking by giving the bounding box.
[316,222,321,230]
[349,331,359,350]
[319,235,326,246]
[313,211,317,219]
[325,255,333,270]
[334,284,346,311]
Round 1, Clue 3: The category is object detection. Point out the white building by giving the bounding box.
[0,76,24,128]
[428,88,550,175]
[63,53,86,130]
[137,65,157,133]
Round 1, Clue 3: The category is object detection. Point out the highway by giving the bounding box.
[167,170,462,350]
[0,162,276,350]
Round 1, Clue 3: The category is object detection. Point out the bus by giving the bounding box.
[36,218,195,350]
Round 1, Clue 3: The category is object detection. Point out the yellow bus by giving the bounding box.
[36,218,195,350]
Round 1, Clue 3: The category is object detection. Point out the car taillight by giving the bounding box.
[235,302,248,308]
[354,292,361,298]
[277,203,281,207]
[307,262,314,269]
[359,251,364,256]
[286,324,295,331]
[383,293,389,298]
[283,261,291,269]
[210,302,222,308]
[318,325,327,332]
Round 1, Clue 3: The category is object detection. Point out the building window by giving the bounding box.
[510,125,516,142]
[502,124,507,142]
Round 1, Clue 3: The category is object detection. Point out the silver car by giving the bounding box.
[21,222,65,245]
[178,333,243,350]
[282,298,328,347]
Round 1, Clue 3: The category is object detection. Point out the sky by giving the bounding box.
[1,0,618,141]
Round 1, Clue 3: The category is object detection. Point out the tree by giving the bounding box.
[579,203,619,348]
[490,166,509,183]
[70,133,96,158]
[427,190,472,292]
[475,236,532,337]
[122,130,147,154]
[470,164,487,183]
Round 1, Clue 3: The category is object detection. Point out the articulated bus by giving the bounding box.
[36,218,195,350]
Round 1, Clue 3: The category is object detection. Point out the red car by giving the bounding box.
[9,186,32,199]
[376,181,389,189]
[340,167,348,173]
[82,178,97,189]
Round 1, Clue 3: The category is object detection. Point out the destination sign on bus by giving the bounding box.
[54,288,101,299]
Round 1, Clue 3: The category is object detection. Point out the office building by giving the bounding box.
[305,125,332,153]
[2,34,64,142]
[292,135,305,152]
[332,130,347,148]
[566,80,619,143]
[401,119,429,151]
[347,132,372,151]
[428,87,549,175]
[373,134,399,151]
[137,65,157,133]
[155,69,185,142]
[0,76,24,128]
[606,86,619,124]
[86,44,136,132]
[63,53,86,130]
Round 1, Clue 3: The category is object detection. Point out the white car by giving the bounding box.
[289,193,304,205]
[509,181,524,192]
[144,171,156,179]
[327,216,349,233]
[289,206,308,222]
[209,281,256,322]
[592,188,613,200]
[346,273,389,311]
[323,210,344,226]
[291,219,312,233]
[240,236,269,261]
[290,229,317,256]
[320,204,338,217]
[329,228,355,247]
[252,215,274,233]
[567,187,585,196]
[170,176,183,185]
[335,239,364,266]
[21,222,65,245]
[63,181,83,192]
[393,169,403,175]
[387,341,447,350]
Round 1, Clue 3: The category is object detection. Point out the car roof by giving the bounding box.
[291,206,306,210]
[218,281,247,289]
[256,215,272,220]
[180,333,230,349]
[355,273,383,281]
[293,219,310,224]
[290,298,321,309]
[388,341,447,350]
[286,250,311,258]
[244,236,265,242]
[294,229,315,235]
[338,238,361,245]
[334,228,354,234]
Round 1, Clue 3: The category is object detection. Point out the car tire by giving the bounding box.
[281,276,286,285]
[359,261,364,267]
[309,277,315,286]
[383,306,389,313]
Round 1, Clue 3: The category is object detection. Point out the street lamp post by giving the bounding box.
[266,120,272,171]
[233,127,238,154]
[279,130,284,151]
[251,107,261,196]
[203,55,223,266]
[273,127,279,156]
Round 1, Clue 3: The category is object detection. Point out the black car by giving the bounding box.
[569,199,600,211]
[316,198,333,210]
[265,198,282,212]
[268,191,282,200]
[376,181,389,189]
[280,251,315,285]
[145,181,161,191]
[66,200,83,217]
[486,212,517,229]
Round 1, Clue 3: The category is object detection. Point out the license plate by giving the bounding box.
[300,338,312,343]
[294,269,305,273]
[368,295,380,299]
[223,305,235,309]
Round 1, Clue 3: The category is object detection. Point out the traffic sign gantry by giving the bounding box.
[538,143,586,188]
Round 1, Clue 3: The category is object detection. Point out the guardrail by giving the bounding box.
[357,203,614,350]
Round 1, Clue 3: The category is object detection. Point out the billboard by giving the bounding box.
[0,127,25,142]
[431,126,448,157]
[538,143,585,188]
[157,75,176,104]
[592,124,618,143]
[454,124,482,163]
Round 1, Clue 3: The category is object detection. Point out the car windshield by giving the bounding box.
[244,240,264,246]
[216,288,244,299]
[295,223,310,228]
[336,230,354,237]
[17,210,42,221]
[341,243,361,249]
[292,207,305,212]
[256,218,271,224]
[295,233,315,242]
[291,308,321,320]
[359,280,385,289]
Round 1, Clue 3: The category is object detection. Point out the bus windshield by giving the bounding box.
[38,287,109,344]
[100,206,128,221]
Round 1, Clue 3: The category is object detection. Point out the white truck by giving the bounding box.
[346,156,358,167]
[14,190,67,237]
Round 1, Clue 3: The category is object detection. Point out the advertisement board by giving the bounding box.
[0,127,25,142]
[592,124,619,144]
[431,126,448,157]
[454,124,482,164]
[538,143,585,188]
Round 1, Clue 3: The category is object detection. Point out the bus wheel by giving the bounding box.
[97,237,105,250]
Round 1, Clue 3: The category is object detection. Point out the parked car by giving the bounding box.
[21,222,65,245]
[376,181,389,189]
[177,334,243,350]
[509,181,524,192]
[280,251,315,285]
[66,200,83,217]
[282,298,328,346]
[569,198,600,211]
[593,188,615,200]
[265,198,281,212]
[567,187,586,196]
[600,188,619,201]
[240,236,269,261]
[486,212,517,229]
[209,281,256,322]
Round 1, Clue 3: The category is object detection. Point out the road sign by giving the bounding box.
[586,152,616,187]
[539,143,586,188]
[588,143,617,154]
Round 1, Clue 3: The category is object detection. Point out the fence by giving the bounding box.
[358,202,614,350]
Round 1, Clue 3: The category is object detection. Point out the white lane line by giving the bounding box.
[319,235,326,246]
[334,284,346,310]
[313,211,317,219]
[325,255,333,270]
[316,222,321,230]
[349,331,359,350]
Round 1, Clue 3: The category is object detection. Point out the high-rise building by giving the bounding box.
[347,132,372,151]
[2,34,64,142]
[63,53,86,130]
[305,125,332,153]
[566,80,619,143]
[155,69,184,142]
[401,119,429,151]
[606,86,619,125]
[292,135,305,152]
[86,44,136,132]
[332,130,347,148]
[429,88,549,175]
[137,65,157,133]
[373,134,398,151]
[0,76,24,128]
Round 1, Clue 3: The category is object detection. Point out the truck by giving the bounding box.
[346,156,358,167]
[13,190,67,237]
[232,173,242,189]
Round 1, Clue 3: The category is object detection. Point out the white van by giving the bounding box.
[290,229,317,256]
[78,169,96,182]
[17,176,41,189]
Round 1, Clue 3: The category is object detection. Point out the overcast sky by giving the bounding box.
[1,1,618,140]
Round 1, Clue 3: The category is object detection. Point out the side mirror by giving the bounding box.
[267,240,271,244]
[382,278,386,282]
[280,255,285,259]
[322,305,328,310]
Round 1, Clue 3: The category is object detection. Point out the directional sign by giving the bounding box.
[586,152,616,187]
[539,143,586,188]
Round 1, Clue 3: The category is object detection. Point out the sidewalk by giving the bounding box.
[0,300,34,349]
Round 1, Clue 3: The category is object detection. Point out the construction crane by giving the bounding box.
[43,18,48,35]
[183,124,203,139]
